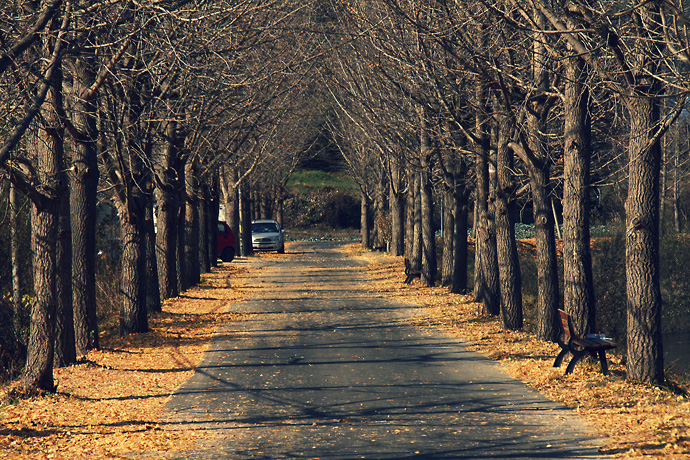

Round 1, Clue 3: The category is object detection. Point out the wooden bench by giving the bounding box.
[553,309,617,375]
[404,258,421,284]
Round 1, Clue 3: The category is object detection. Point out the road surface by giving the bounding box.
[165,241,606,459]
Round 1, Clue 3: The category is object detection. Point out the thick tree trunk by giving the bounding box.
[118,195,148,336]
[562,50,595,335]
[625,6,665,383]
[626,92,664,384]
[22,46,63,391]
[494,113,522,330]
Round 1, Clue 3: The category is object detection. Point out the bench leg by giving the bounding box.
[553,348,569,368]
[565,350,587,375]
[404,274,414,284]
[596,350,610,375]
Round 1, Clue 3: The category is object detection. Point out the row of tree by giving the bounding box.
[323,0,690,386]
[1,0,325,392]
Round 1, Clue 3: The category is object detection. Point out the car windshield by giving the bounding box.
[252,222,279,233]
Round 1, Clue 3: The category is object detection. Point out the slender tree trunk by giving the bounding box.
[562,47,595,335]
[199,182,211,273]
[54,174,75,367]
[360,190,370,249]
[474,85,500,315]
[441,187,454,287]
[144,187,160,313]
[185,158,200,286]
[419,112,437,286]
[10,182,23,337]
[451,179,468,294]
[69,53,100,355]
[494,112,522,330]
[154,109,179,300]
[176,161,189,292]
[405,168,414,259]
[411,170,423,272]
[389,158,404,256]
[239,182,253,256]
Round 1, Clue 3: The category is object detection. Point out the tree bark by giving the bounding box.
[624,4,665,384]
[474,84,500,315]
[154,107,179,300]
[389,157,405,256]
[118,194,148,336]
[54,172,75,367]
[494,112,522,330]
[441,186,455,287]
[562,44,595,335]
[185,158,201,286]
[144,186,160,313]
[360,190,370,249]
[69,52,100,355]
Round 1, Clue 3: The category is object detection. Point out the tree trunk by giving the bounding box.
[360,190,370,249]
[54,174,75,367]
[494,112,522,330]
[625,5,665,384]
[411,170,423,272]
[199,182,211,273]
[419,112,437,286]
[389,158,405,256]
[239,182,253,257]
[22,40,63,390]
[185,158,200,286]
[405,167,414,259]
[69,53,100,355]
[474,84,500,315]
[118,195,148,336]
[10,182,23,338]
[451,182,468,294]
[154,110,179,300]
[176,165,189,292]
[441,187,454,287]
[562,46,595,335]
[144,187,161,313]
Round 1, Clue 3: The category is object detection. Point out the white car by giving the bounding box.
[251,219,285,253]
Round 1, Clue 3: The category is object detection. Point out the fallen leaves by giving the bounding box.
[347,244,690,459]
[0,261,257,459]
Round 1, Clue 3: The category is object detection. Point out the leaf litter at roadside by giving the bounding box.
[2,243,689,459]
[345,244,690,459]
[0,260,258,459]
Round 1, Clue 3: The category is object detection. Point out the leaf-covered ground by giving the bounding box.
[1,243,689,459]
[347,245,690,459]
[0,259,258,459]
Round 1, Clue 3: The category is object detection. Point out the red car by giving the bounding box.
[217,221,236,262]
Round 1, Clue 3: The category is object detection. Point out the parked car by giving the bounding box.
[217,221,236,262]
[251,219,285,253]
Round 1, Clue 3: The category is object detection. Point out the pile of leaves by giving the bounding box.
[0,260,257,459]
[348,245,690,459]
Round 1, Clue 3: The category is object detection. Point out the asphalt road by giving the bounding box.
[165,241,607,459]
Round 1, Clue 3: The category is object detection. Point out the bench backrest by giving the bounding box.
[558,309,577,341]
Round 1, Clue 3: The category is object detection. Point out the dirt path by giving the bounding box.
[164,241,605,459]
